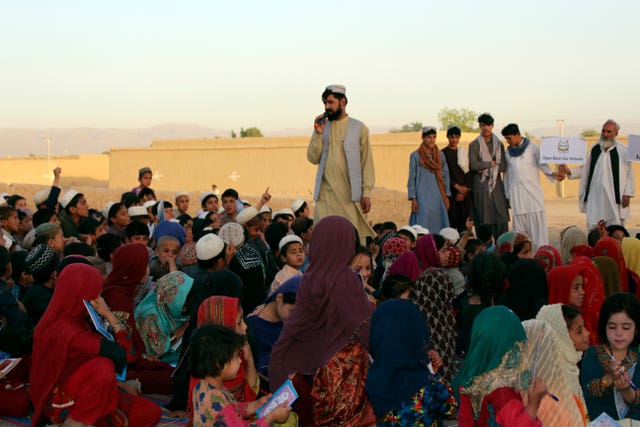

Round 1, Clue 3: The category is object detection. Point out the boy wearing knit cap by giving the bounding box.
[22,244,60,324]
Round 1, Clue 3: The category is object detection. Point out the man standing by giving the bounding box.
[468,113,509,238]
[442,126,471,232]
[561,119,634,230]
[502,123,565,249]
[408,126,451,233]
[308,84,375,241]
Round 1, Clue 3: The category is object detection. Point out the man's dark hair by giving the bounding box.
[501,123,520,136]
[33,209,56,228]
[221,189,239,200]
[189,324,246,378]
[478,113,494,125]
[125,221,150,239]
[476,224,493,244]
[265,222,289,254]
[447,126,461,137]
[77,217,100,235]
[291,217,313,237]
[96,233,123,262]
[7,195,26,208]
[138,187,156,201]
[0,206,17,221]
[381,222,397,233]
[63,242,96,258]
[120,192,140,208]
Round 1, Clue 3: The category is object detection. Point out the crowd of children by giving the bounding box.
[1,165,640,426]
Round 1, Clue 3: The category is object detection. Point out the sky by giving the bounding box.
[2,1,640,136]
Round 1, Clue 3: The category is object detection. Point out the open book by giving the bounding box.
[84,300,113,341]
[83,300,126,381]
[256,378,298,418]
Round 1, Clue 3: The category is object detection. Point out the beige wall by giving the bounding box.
[1,135,638,203]
[0,154,109,187]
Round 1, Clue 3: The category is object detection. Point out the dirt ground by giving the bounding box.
[2,182,638,247]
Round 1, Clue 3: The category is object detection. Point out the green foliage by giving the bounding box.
[231,129,237,138]
[240,127,263,138]
[390,121,423,133]
[580,128,599,137]
[437,107,479,132]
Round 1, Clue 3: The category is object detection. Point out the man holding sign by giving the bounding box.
[502,124,565,249]
[560,120,634,229]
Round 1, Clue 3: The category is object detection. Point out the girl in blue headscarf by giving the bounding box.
[366,298,457,425]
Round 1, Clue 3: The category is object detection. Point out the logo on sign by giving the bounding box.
[558,139,570,153]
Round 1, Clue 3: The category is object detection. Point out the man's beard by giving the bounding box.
[599,136,617,149]
[327,106,343,121]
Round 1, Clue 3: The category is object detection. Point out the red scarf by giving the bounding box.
[418,143,450,210]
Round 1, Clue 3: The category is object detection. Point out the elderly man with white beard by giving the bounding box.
[560,119,634,230]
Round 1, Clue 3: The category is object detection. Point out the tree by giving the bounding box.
[580,129,599,137]
[437,107,479,132]
[390,121,423,133]
[231,130,237,138]
[240,127,263,138]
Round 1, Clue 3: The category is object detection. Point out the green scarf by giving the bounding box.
[452,305,527,393]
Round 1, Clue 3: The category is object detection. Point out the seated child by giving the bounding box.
[135,271,193,364]
[190,324,291,426]
[581,293,640,420]
[366,299,457,425]
[246,276,300,379]
[125,221,151,247]
[33,223,65,253]
[452,305,547,426]
[269,235,304,294]
[150,235,181,280]
[22,244,60,324]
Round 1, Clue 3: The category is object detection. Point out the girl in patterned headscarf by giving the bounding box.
[135,271,194,364]
[412,234,457,381]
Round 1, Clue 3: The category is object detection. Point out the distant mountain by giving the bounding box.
[0,124,231,158]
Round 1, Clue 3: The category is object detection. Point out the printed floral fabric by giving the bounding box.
[378,378,458,426]
[311,341,370,426]
[192,379,268,427]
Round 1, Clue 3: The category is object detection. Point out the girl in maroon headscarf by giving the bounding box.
[29,263,160,427]
[102,243,174,394]
[269,216,376,426]
[569,256,606,345]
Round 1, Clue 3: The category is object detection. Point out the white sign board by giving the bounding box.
[628,135,640,162]
[540,136,587,164]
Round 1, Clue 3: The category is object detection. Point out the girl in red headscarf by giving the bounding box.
[566,257,606,345]
[102,243,174,394]
[30,264,161,427]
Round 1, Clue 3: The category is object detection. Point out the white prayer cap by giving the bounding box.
[399,225,417,241]
[195,233,225,261]
[240,199,251,206]
[200,191,216,204]
[59,190,79,208]
[34,189,51,206]
[219,222,245,248]
[412,225,430,236]
[236,207,259,226]
[259,204,272,214]
[128,206,148,218]
[273,208,295,219]
[175,191,189,199]
[142,200,156,210]
[102,201,116,218]
[290,198,305,213]
[422,126,437,134]
[440,227,460,244]
[278,235,303,252]
[325,84,346,96]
